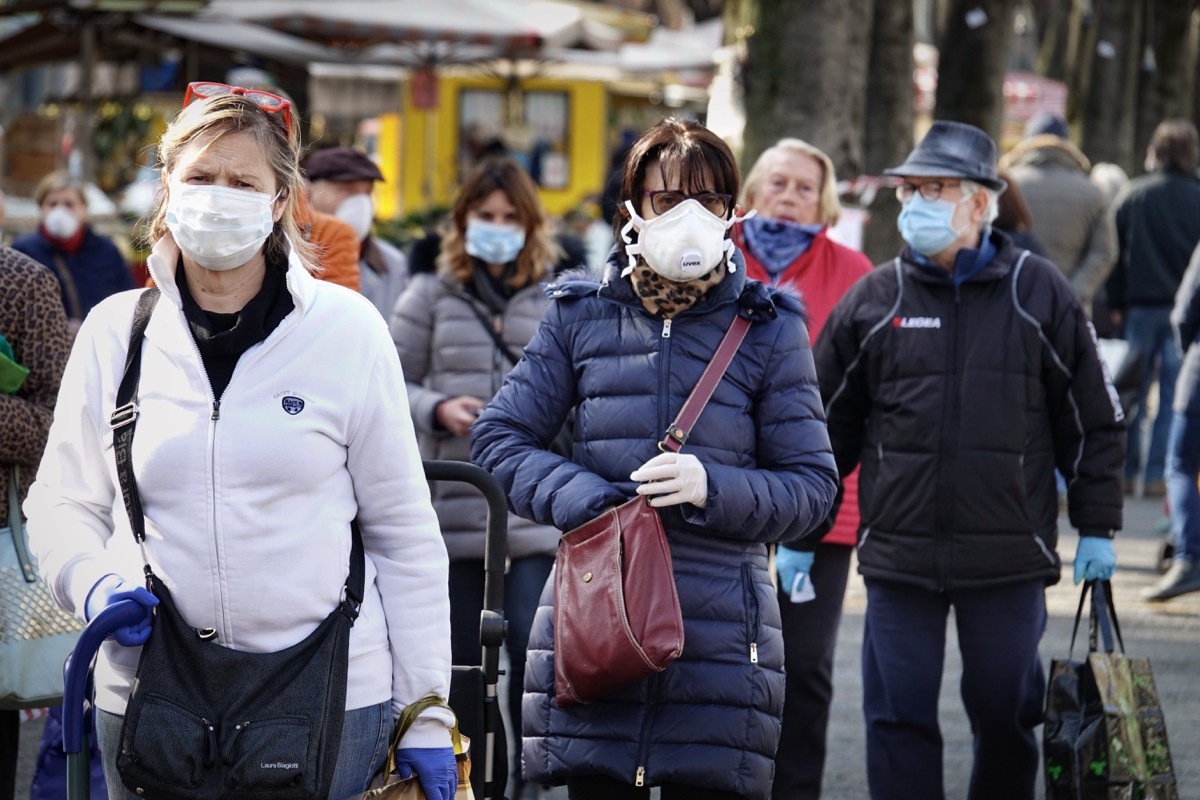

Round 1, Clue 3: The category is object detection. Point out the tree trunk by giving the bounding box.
[1070,0,1145,172]
[933,0,1019,139]
[1032,0,1072,80]
[740,0,872,178]
[862,0,914,264]
[1134,0,1199,173]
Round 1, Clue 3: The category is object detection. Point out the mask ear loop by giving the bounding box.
[620,199,646,277]
[722,208,757,272]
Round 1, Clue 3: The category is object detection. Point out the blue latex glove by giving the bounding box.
[394,747,457,800]
[84,575,159,646]
[1074,537,1117,584]
[776,547,816,601]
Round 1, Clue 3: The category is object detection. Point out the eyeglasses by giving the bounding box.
[183,82,293,137]
[642,190,732,217]
[895,180,962,202]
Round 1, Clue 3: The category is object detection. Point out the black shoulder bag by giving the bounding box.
[453,290,575,458]
[110,288,365,800]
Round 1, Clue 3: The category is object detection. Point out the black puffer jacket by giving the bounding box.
[815,231,1125,591]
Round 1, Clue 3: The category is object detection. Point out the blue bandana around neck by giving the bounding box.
[742,217,824,280]
[911,229,998,286]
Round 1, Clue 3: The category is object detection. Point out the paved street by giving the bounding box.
[819,492,1200,799]
[15,494,1197,799]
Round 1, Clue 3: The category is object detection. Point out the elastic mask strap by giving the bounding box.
[621,199,645,277]
[722,208,756,273]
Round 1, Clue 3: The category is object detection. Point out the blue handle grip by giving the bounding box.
[62,599,147,754]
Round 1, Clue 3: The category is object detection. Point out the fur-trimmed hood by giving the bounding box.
[999,134,1091,173]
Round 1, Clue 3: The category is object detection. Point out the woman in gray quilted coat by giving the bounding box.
[389,157,562,799]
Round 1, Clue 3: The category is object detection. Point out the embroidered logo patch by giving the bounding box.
[281,396,305,415]
[892,316,942,329]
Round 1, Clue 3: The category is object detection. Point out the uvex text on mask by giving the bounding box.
[622,199,750,282]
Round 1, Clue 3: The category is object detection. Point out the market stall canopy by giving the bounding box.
[207,0,584,65]
[544,16,722,73]
[0,10,346,74]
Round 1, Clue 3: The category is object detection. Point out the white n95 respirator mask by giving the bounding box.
[621,199,750,282]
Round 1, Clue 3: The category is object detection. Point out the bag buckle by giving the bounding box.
[659,425,688,452]
[109,402,139,429]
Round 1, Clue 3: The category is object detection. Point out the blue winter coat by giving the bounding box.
[12,228,132,318]
[470,254,838,799]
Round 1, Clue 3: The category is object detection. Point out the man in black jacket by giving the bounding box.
[815,121,1126,800]
[1104,120,1200,498]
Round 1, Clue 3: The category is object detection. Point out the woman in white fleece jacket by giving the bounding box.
[24,86,455,799]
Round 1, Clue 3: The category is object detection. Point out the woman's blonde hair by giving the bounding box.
[146,92,315,271]
[741,138,842,226]
[440,157,559,288]
[34,170,87,208]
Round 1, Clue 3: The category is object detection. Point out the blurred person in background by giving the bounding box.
[12,171,132,337]
[1089,162,1131,337]
[1090,161,1130,207]
[295,185,361,292]
[0,239,72,800]
[732,137,871,800]
[1105,119,1200,498]
[389,156,562,800]
[306,147,410,318]
[1143,239,1200,601]
[999,112,1116,314]
[992,169,1047,256]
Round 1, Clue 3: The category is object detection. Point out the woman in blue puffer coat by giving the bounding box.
[470,118,839,800]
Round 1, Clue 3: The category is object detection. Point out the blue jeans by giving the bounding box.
[448,554,554,777]
[1124,306,1182,484]
[97,701,391,799]
[861,579,1047,800]
[1167,412,1200,561]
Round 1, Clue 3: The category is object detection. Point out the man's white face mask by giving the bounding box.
[335,194,374,242]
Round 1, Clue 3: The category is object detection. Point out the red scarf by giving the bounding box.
[41,224,86,255]
[734,223,874,546]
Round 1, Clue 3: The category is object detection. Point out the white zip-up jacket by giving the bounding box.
[25,236,453,746]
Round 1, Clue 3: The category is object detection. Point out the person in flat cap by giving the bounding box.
[999,113,1117,317]
[306,147,410,317]
[812,120,1125,800]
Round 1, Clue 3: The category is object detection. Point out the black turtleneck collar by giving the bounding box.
[176,256,294,400]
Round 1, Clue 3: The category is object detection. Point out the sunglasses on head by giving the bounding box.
[183,82,293,137]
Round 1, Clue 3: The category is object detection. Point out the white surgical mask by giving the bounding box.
[335,193,374,241]
[44,206,81,240]
[166,183,277,272]
[897,194,969,256]
[465,219,526,265]
[621,199,752,282]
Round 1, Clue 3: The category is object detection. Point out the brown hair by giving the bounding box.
[994,170,1032,232]
[34,170,87,208]
[741,138,842,226]
[615,117,741,244]
[1149,119,1199,174]
[439,157,559,288]
[146,92,315,270]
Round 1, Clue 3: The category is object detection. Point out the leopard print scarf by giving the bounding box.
[628,261,726,318]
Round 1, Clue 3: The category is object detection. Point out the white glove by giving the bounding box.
[630,452,708,508]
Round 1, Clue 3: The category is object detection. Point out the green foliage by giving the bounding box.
[373,205,450,248]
